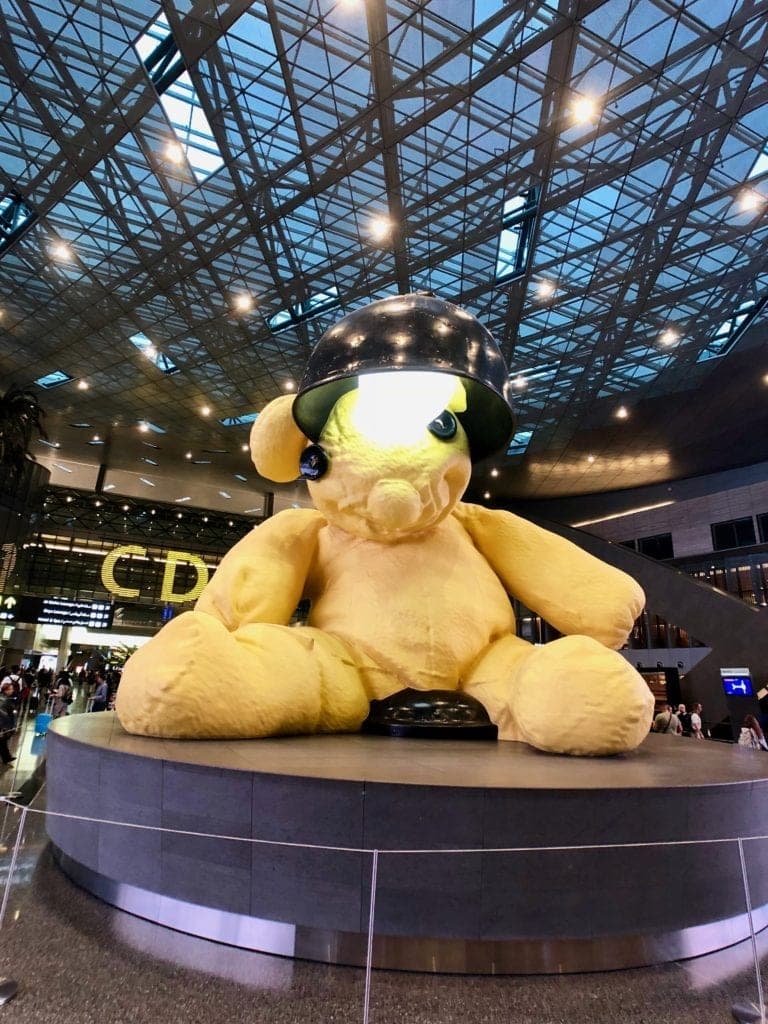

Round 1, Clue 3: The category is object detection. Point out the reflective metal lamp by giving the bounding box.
[292,293,515,461]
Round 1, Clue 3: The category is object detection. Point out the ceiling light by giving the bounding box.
[200,405,211,416]
[227,520,234,527]
[737,189,764,212]
[763,373,768,385]
[615,406,629,419]
[92,435,100,442]
[94,500,102,507]
[659,328,679,346]
[369,215,392,242]
[122,505,129,511]
[490,468,499,477]
[185,451,192,459]
[283,380,295,392]
[587,454,596,463]
[202,516,209,523]
[50,240,73,260]
[77,380,89,390]
[165,141,185,164]
[65,497,73,503]
[511,375,527,389]
[233,292,253,312]
[241,443,249,452]
[571,95,599,124]
[176,512,183,519]
[537,279,556,299]
[483,491,491,500]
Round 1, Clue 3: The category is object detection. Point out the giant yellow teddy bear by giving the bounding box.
[117,295,654,755]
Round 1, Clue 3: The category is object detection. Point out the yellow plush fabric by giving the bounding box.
[249,394,306,482]
[453,502,644,650]
[118,385,654,755]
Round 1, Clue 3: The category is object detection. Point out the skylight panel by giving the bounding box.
[134,14,224,182]
[495,188,539,282]
[35,370,73,389]
[220,412,259,427]
[747,144,768,181]
[507,430,533,456]
[0,190,38,256]
[697,299,762,362]
[267,287,340,333]
[129,332,179,375]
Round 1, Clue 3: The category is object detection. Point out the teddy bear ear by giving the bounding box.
[249,395,308,482]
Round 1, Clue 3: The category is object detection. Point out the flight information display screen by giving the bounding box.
[720,668,754,697]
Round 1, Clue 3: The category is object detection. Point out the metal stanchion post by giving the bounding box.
[733,837,766,1024]
[362,849,379,1024]
[0,803,28,1005]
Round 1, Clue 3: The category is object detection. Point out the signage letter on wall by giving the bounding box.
[160,551,209,604]
[100,545,147,599]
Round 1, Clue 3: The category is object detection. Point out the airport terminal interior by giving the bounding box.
[2,0,768,1019]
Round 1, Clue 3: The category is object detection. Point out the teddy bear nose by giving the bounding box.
[366,479,422,531]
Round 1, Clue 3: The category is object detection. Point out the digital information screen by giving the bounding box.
[16,596,114,630]
[720,668,754,697]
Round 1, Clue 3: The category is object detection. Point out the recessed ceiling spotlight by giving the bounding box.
[65,496,73,503]
[138,422,149,433]
[615,405,629,420]
[659,328,679,346]
[165,141,185,164]
[122,504,129,512]
[92,435,100,442]
[587,454,596,463]
[483,491,491,500]
[200,405,211,416]
[537,279,556,299]
[185,451,192,459]
[227,520,234,527]
[283,380,295,392]
[737,189,764,213]
[176,512,183,519]
[50,240,73,260]
[77,380,89,390]
[511,375,527,389]
[369,215,392,242]
[490,468,499,477]
[94,500,102,507]
[233,292,253,312]
[241,443,249,452]
[763,373,768,385]
[571,95,599,124]
[145,345,157,359]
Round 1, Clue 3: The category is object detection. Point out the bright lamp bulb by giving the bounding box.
[353,372,459,446]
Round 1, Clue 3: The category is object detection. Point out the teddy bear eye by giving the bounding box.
[299,444,329,480]
[427,410,457,440]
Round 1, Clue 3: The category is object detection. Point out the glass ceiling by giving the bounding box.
[0,0,767,499]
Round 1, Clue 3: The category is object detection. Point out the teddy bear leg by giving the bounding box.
[510,635,654,756]
[462,634,535,741]
[115,610,371,739]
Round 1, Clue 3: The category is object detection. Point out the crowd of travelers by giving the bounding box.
[0,663,122,767]
[652,700,768,752]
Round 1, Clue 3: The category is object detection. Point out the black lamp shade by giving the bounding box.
[292,294,515,462]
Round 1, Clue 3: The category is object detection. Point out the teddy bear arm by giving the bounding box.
[195,508,325,630]
[454,503,644,649]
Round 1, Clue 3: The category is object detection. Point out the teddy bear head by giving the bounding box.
[249,294,514,542]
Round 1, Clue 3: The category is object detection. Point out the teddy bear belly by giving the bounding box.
[306,545,515,692]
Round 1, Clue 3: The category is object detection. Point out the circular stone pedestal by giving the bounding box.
[46,715,768,974]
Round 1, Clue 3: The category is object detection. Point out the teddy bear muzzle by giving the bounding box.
[365,478,423,533]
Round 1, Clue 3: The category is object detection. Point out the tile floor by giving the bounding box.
[0,710,765,1023]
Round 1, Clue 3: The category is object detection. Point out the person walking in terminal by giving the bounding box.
[690,702,705,740]
[652,704,680,735]
[738,714,768,750]
[90,673,109,712]
[0,683,16,767]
